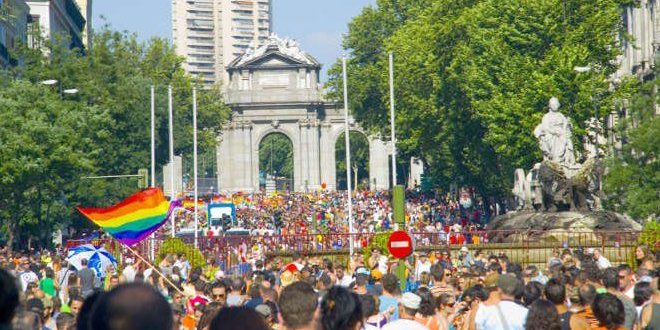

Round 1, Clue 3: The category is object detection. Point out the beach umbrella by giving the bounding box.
[66,244,117,277]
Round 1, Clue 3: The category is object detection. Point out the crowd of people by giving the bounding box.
[163,190,495,256]
[172,190,492,235]
[0,241,658,330]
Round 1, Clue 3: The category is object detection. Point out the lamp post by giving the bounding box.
[41,79,78,97]
[342,56,354,256]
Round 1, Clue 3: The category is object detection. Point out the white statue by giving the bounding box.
[534,97,576,167]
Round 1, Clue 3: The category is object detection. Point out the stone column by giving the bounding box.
[369,138,390,190]
[297,119,311,191]
[306,119,321,190]
[241,121,254,192]
[251,126,260,193]
[408,157,424,188]
[217,125,235,192]
[291,123,302,192]
[319,122,336,190]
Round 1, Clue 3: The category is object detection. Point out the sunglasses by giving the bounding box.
[213,294,226,299]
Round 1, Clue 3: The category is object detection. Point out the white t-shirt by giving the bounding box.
[337,275,353,287]
[474,301,528,330]
[122,265,136,282]
[19,271,39,292]
[596,256,612,269]
[414,260,432,280]
[382,318,429,330]
[377,255,389,274]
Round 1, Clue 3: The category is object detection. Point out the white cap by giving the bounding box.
[401,292,421,309]
[586,248,595,254]
[460,246,469,253]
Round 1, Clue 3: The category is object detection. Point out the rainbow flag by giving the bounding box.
[77,188,179,246]
[182,198,204,210]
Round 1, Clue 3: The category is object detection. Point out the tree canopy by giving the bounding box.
[0,27,230,249]
[259,133,294,179]
[328,0,630,198]
[603,60,659,220]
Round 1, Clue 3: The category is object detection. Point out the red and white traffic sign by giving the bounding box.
[388,230,413,259]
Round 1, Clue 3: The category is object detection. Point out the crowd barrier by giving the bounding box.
[65,229,644,271]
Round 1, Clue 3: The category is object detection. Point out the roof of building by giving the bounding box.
[227,34,320,69]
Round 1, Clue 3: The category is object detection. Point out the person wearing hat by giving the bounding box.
[459,246,475,268]
[353,267,370,295]
[414,252,432,281]
[366,269,383,295]
[382,292,429,330]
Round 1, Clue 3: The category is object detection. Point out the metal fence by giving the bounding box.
[66,229,643,271]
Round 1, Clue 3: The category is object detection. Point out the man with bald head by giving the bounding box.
[89,283,173,330]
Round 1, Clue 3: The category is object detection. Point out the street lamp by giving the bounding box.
[40,79,78,97]
[574,66,591,73]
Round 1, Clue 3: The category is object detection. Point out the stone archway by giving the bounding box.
[216,36,391,192]
[252,124,301,192]
[258,132,294,190]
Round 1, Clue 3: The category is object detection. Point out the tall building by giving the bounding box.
[73,0,90,47]
[614,0,658,80]
[607,0,659,149]
[0,0,29,66]
[26,0,86,49]
[172,0,272,87]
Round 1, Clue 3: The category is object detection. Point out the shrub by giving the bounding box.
[363,231,391,262]
[156,237,206,270]
[638,220,659,251]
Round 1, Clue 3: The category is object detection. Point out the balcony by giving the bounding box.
[64,0,85,31]
[0,42,9,65]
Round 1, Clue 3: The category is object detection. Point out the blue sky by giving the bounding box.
[92,0,376,80]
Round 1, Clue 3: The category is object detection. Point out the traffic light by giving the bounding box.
[273,211,283,228]
[137,169,149,189]
[221,214,231,231]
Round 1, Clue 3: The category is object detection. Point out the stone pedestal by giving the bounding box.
[488,210,641,243]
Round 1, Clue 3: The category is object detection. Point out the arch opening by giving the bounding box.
[258,132,293,192]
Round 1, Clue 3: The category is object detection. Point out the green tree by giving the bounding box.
[259,133,293,179]
[336,131,370,190]
[0,79,108,249]
[603,61,659,220]
[1,27,230,249]
[329,0,628,198]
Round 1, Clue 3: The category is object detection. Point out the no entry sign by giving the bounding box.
[388,230,413,259]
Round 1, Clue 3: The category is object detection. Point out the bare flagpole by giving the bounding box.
[150,86,156,187]
[168,85,175,237]
[389,52,397,187]
[342,57,354,256]
[149,85,156,260]
[193,88,199,249]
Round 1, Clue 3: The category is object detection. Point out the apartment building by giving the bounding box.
[73,0,90,47]
[172,0,272,87]
[26,0,86,49]
[0,0,29,66]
